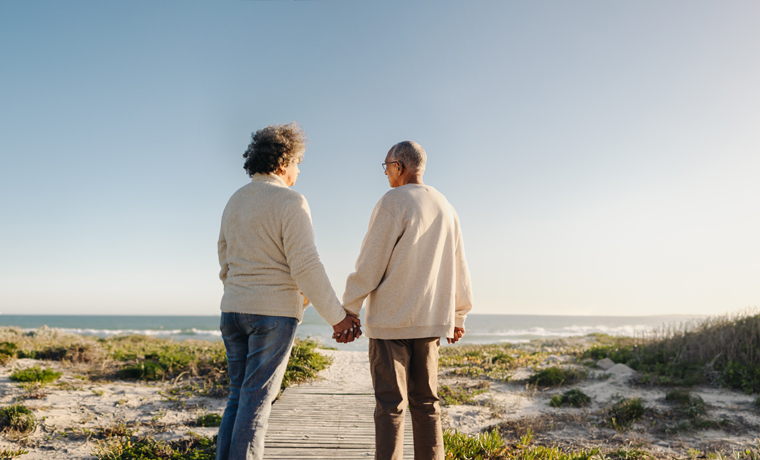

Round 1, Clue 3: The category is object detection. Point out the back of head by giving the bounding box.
[243,122,306,177]
[390,141,427,174]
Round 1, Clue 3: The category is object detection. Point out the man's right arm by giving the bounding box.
[342,204,401,317]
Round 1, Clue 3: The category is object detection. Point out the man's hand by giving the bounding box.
[447,327,465,344]
[332,314,362,343]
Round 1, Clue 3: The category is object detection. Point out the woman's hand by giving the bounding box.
[332,315,362,343]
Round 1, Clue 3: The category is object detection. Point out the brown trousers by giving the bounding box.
[369,338,444,460]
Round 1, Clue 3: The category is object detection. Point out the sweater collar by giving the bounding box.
[251,173,288,188]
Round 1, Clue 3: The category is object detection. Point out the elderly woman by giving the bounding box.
[216,122,360,460]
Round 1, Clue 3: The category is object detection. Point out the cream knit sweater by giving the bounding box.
[218,174,346,326]
[343,184,473,339]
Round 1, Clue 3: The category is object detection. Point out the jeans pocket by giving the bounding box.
[220,312,238,337]
[244,314,280,335]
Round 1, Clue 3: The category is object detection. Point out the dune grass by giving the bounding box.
[0,404,36,436]
[528,366,588,388]
[549,388,591,408]
[607,397,645,431]
[580,310,760,393]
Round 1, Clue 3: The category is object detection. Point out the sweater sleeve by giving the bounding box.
[342,205,401,317]
[282,196,346,326]
[218,218,229,283]
[453,211,473,328]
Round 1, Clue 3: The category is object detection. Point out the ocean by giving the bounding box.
[0,310,701,351]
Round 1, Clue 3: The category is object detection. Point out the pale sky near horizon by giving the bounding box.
[1,1,758,317]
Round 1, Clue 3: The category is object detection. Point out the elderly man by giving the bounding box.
[342,141,473,460]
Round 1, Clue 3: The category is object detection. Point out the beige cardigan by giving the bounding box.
[218,174,346,325]
[343,184,473,339]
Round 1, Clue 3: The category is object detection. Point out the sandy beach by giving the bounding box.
[0,332,758,459]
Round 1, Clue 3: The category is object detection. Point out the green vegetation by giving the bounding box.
[0,404,36,435]
[440,344,545,381]
[196,413,223,427]
[93,432,215,460]
[0,341,18,364]
[549,389,591,408]
[607,397,645,431]
[9,365,62,385]
[528,367,588,388]
[662,389,730,434]
[444,429,509,460]
[0,446,29,459]
[579,311,760,392]
[282,339,332,390]
[439,382,489,406]
[609,446,652,460]
[0,325,330,397]
[444,429,609,460]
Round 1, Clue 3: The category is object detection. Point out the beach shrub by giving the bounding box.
[0,404,36,435]
[196,413,222,427]
[440,382,489,406]
[0,341,18,364]
[10,365,62,385]
[281,338,332,390]
[549,388,591,408]
[608,397,645,430]
[117,360,166,381]
[528,367,587,388]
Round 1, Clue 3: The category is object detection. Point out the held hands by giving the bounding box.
[447,327,465,344]
[332,314,362,344]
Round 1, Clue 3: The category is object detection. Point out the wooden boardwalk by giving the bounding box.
[264,384,413,459]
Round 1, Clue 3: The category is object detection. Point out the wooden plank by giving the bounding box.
[264,384,414,459]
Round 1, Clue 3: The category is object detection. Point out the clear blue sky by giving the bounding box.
[1,1,758,316]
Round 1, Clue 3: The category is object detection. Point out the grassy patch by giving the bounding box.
[0,446,28,459]
[440,344,545,381]
[282,339,333,390]
[0,341,18,364]
[0,328,333,399]
[549,389,591,408]
[444,429,509,460]
[578,310,760,392]
[0,404,36,435]
[445,428,606,460]
[608,445,652,460]
[196,413,222,427]
[528,367,587,388]
[10,365,62,385]
[92,432,215,460]
[607,397,645,431]
[439,381,489,406]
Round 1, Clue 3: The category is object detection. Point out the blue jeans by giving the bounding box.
[216,312,298,460]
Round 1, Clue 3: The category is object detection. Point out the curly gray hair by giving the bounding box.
[242,122,306,177]
[389,141,426,173]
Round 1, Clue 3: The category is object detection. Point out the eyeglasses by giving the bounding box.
[381,160,404,172]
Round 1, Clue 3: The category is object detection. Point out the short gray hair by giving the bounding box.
[390,141,426,173]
